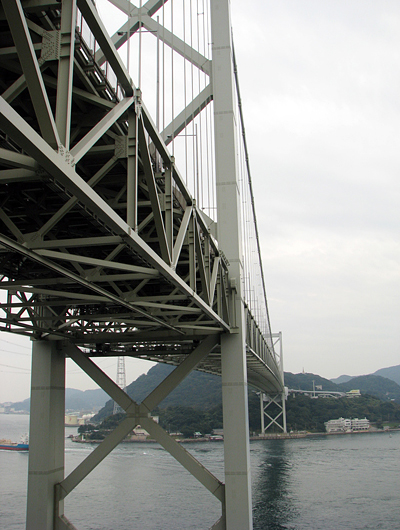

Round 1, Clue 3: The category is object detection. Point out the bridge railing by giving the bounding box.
[75,7,124,100]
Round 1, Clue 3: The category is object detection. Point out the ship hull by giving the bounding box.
[0,444,29,451]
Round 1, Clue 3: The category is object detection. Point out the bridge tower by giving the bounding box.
[211,1,252,526]
[0,0,285,528]
[260,333,287,434]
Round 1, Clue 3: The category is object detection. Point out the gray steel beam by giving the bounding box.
[58,416,137,499]
[33,156,118,239]
[141,416,225,502]
[137,115,171,264]
[77,0,133,97]
[43,75,115,109]
[70,96,134,163]
[140,14,211,76]
[55,0,76,150]
[164,165,173,258]
[34,249,159,276]
[107,0,138,14]
[0,168,37,183]
[194,219,210,305]
[0,207,25,242]
[3,0,60,148]
[126,108,138,229]
[210,257,220,306]
[103,1,210,75]
[0,98,229,330]
[0,233,182,332]
[1,63,49,105]
[162,84,213,146]
[140,100,192,203]
[28,235,123,249]
[172,205,192,268]
[0,147,36,169]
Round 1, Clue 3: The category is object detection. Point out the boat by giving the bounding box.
[0,435,29,451]
[209,435,224,442]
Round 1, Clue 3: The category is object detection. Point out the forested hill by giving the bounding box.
[10,387,108,413]
[336,375,400,403]
[284,372,338,392]
[331,365,400,387]
[284,372,400,404]
[82,364,400,435]
[373,365,400,386]
[93,363,222,422]
[9,363,400,418]
[93,365,400,424]
[285,393,400,432]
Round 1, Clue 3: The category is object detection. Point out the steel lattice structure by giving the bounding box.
[0,0,285,528]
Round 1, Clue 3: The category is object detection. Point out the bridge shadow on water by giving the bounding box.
[252,440,298,530]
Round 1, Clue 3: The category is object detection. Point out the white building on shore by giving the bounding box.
[325,417,370,433]
[350,418,370,431]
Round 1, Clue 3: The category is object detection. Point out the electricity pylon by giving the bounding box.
[113,356,127,415]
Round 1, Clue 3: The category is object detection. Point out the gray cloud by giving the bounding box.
[232,0,400,377]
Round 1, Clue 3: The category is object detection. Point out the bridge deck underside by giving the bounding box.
[85,343,283,394]
[0,0,283,395]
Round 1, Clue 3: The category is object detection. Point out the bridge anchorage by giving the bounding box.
[0,0,285,528]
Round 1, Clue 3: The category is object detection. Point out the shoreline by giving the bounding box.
[71,427,400,444]
[253,427,400,440]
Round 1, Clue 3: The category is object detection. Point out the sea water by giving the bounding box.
[1,414,399,529]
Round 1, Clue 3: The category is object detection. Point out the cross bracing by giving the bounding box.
[0,1,284,528]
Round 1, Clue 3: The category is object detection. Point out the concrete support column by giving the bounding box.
[26,340,65,530]
[260,392,265,434]
[221,332,252,529]
[282,391,287,433]
[211,0,253,528]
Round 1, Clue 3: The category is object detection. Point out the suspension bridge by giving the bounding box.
[0,0,285,528]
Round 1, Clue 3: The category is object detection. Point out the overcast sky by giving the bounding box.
[232,0,400,380]
[1,0,399,403]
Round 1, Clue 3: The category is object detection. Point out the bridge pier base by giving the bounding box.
[221,333,252,530]
[26,340,66,530]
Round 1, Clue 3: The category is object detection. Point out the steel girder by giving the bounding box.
[0,0,229,346]
[0,0,283,394]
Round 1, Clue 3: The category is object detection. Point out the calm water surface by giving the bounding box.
[1,414,399,529]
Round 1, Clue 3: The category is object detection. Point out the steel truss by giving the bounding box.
[0,0,282,390]
[0,1,285,528]
[260,333,287,434]
[0,0,230,346]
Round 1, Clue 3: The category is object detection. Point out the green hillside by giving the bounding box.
[93,363,222,422]
[337,374,400,403]
[89,364,400,436]
[284,372,400,404]
[10,387,108,413]
[87,387,400,438]
[93,365,400,429]
[285,393,400,432]
[330,374,353,384]
[284,372,338,392]
[373,365,400,386]
[9,362,400,437]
